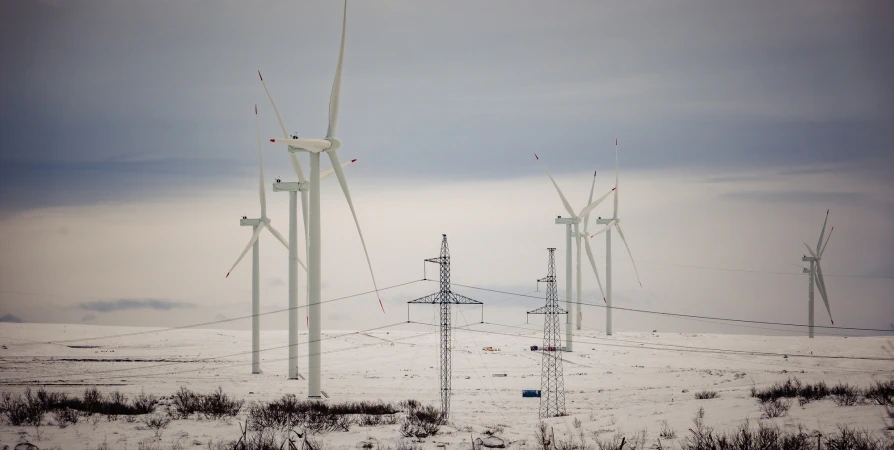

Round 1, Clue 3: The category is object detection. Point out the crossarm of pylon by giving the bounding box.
[450,293,483,305]
[408,293,443,304]
[527,305,567,315]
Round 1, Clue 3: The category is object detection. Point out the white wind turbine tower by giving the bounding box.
[590,139,642,336]
[225,104,294,375]
[801,209,835,338]
[535,154,613,351]
[269,0,384,398]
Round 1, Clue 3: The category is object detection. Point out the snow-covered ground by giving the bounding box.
[0,323,891,449]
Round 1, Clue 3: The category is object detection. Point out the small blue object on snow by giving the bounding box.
[522,390,542,398]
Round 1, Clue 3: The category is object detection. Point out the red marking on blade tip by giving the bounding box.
[255,105,258,114]
[351,159,357,163]
[615,139,618,145]
[594,170,597,176]
[826,209,829,214]
[226,272,230,278]
[603,297,607,303]
[269,139,275,142]
[258,70,263,80]
[534,153,539,160]
[378,298,385,313]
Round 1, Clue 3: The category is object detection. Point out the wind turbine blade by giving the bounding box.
[816,209,829,254]
[614,223,643,287]
[587,219,616,238]
[613,139,619,218]
[578,187,615,219]
[534,154,576,219]
[327,0,347,139]
[258,71,309,183]
[258,70,289,138]
[327,150,385,313]
[265,224,306,271]
[583,236,607,302]
[270,138,331,152]
[814,261,834,324]
[819,226,833,258]
[320,158,356,180]
[583,170,596,232]
[803,243,817,258]
[226,222,266,278]
[255,104,267,218]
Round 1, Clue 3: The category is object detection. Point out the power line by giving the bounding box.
[478,321,892,362]
[1,321,411,383]
[409,321,893,363]
[6,279,425,347]
[443,281,894,333]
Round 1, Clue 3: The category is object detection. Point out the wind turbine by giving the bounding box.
[801,209,834,338]
[226,104,294,375]
[259,72,357,380]
[269,0,383,398]
[590,139,642,336]
[535,154,612,352]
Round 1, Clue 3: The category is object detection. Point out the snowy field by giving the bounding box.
[0,323,891,449]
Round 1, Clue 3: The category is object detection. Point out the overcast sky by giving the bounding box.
[1,1,892,336]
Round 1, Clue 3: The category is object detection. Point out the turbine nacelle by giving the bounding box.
[271,138,332,153]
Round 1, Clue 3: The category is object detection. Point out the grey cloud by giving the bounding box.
[720,190,885,206]
[0,313,23,323]
[78,298,196,313]
[81,314,97,322]
[2,1,893,214]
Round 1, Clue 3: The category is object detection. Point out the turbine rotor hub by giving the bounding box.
[326,137,342,152]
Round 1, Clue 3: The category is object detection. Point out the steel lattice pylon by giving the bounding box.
[527,248,566,418]
[408,234,483,420]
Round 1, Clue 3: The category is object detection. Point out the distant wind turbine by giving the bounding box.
[269,0,383,398]
[535,154,612,351]
[226,105,295,375]
[802,209,835,338]
[590,139,642,336]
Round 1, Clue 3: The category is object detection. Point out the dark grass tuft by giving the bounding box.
[694,390,719,400]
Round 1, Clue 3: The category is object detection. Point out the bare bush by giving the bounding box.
[1,389,44,426]
[170,386,201,419]
[52,407,80,428]
[132,391,159,414]
[865,379,894,406]
[759,399,791,418]
[694,390,719,400]
[200,386,244,419]
[659,420,677,439]
[536,422,552,450]
[830,383,862,406]
[143,413,172,438]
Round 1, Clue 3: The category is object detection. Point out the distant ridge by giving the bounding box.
[0,313,23,323]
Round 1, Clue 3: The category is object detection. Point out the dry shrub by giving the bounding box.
[830,383,862,406]
[760,399,791,418]
[694,390,719,400]
[398,403,442,438]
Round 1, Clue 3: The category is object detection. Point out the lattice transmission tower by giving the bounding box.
[526,248,566,418]
[408,234,483,420]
